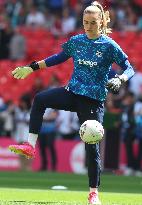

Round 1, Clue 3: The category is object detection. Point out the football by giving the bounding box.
[79,120,104,144]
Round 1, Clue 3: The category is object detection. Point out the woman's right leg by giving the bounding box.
[9,87,76,158]
[29,87,76,134]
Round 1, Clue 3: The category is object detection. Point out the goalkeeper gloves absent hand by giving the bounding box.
[106,74,127,94]
[12,61,39,79]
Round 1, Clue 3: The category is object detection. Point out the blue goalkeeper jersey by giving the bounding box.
[62,34,129,101]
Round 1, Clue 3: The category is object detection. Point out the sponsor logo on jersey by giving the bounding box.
[78,59,97,67]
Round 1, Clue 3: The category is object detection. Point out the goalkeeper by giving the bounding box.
[9,1,135,205]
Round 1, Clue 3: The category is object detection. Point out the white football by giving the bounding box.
[79,120,104,144]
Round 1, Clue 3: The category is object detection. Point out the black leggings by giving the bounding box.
[30,87,104,188]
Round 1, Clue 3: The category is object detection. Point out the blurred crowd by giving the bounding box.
[0,0,142,174]
[0,0,142,60]
[0,0,142,32]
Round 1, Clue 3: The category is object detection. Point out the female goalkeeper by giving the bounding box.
[9,1,135,204]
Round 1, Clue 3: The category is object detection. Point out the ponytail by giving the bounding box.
[84,1,112,35]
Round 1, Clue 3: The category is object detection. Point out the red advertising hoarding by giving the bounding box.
[0,137,87,173]
[0,137,139,172]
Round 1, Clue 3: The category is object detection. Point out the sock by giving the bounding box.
[28,133,38,148]
[90,188,98,193]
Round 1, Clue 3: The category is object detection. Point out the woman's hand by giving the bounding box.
[12,66,33,79]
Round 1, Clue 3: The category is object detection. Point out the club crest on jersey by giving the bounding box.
[96,51,102,57]
[78,59,97,67]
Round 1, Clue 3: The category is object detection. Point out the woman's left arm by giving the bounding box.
[106,59,135,93]
[106,41,135,93]
[118,59,135,81]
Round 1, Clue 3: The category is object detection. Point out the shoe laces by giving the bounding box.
[88,192,97,200]
[89,191,101,205]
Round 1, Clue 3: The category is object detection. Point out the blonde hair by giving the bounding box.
[83,1,111,35]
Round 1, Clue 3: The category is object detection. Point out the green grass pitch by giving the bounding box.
[0,171,141,204]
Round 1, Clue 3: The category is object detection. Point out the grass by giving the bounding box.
[0,171,141,204]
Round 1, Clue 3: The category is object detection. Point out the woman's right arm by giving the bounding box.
[12,50,71,79]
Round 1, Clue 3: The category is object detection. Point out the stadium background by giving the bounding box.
[0,0,142,175]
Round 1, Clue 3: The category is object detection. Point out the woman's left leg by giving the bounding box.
[76,95,104,188]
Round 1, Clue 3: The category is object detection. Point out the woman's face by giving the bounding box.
[83,12,102,39]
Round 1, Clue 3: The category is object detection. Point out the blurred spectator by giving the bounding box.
[129,71,142,97]
[56,110,80,140]
[14,98,30,144]
[48,74,61,88]
[48,0,64,15]
[124,5,138,32]
[9,27,26,60]
[103,92,121,169]
[11,6,27,28]
[0,100,15,137]
[39,108,58,171]
[134,96,142,176]
[26,5,46,27]
[0,16,13,59]
[73,2,83,29]
[34,0,48,9]
[14,98,31,171]
[22,77,45,100]
[0,96,6,136]
[51,14,62,37]
[115,2,127,31]
[5,0,22,19]
[0,96,6,112]
[109,7,117,30]
[137,15,142,31]
[120,91,136,176]
[62,8,76,35]
[38,74,61,171]
[44,9,54,30]
[32,76,45,92]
